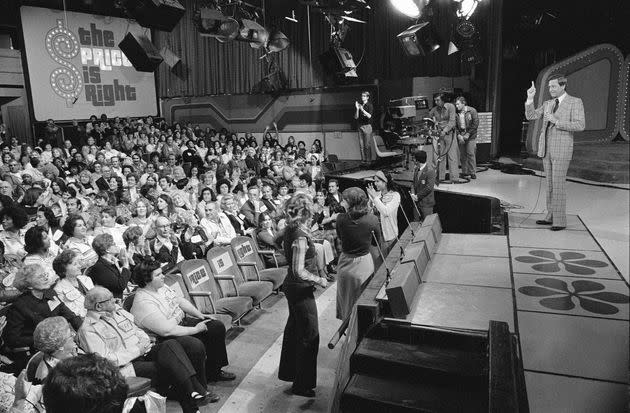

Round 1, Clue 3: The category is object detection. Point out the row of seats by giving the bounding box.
[125,236,288,330]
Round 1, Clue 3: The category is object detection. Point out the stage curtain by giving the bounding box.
[154,0,488,97]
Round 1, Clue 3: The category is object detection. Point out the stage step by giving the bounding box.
[351,337,487,384]
[341,373,488,413]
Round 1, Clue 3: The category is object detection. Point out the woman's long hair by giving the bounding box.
[284,193,313,230]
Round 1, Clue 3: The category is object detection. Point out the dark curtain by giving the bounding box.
[155,0,489,97]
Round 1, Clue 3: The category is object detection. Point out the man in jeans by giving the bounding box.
[354,91,373,162]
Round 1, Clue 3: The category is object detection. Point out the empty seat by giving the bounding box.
[230,236,287,291]
[206,247,273,308]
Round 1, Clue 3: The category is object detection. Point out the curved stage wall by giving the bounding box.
[526,43,628,154]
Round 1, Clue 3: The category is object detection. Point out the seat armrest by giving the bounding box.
[213,274,240,296]
[188,291,216,313]
[237,262,262,281]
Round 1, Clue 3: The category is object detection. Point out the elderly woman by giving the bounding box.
[13,317,81,412]
[62,214,97,270]
[53,249,94,317]
[85,233,131,300]
[130,259,235,383]
[335,187,381,321]
[278,193,327,398]
[2,264,82,365]
[22,226,57,282]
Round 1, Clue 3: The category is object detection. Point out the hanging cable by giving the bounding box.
[307,5,313,90]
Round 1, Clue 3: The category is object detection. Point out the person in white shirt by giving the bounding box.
[366,171,400,251]
[199,202,235,246]
[94,207,127,247]
[53,249,94,317]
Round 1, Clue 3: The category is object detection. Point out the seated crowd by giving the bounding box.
[0,115,347,412]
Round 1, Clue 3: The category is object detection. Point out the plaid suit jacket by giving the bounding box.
[525,94,585,160]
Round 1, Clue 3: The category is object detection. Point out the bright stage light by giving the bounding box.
[389,0,423,18]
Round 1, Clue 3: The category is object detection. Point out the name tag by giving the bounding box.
[48,297,61,311]
[239,213,246,220]
[259,205,267,213]
[421,180,425,185]
[53,230,64,242]
[273,199,281,205]
[190,235,202,243]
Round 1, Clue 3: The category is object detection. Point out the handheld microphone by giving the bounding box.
[372,230,392,287]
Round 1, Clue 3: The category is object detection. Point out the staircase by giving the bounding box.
[339,320,527,413]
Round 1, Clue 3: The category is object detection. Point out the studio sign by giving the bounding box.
[46,21,138,107]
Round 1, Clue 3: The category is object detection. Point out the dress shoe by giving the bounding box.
[535,220,552,225]
[291,387,316,397]
[441,180,453,184]
[460,173,470,178]
[550,226,566,231]
[326,264,337,274]
[451,179,466,184]
[193,391,220,406]
[209,370,236,382]
[470,174,477,179]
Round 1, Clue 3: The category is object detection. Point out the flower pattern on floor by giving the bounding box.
[518,278,629,315]
[514,250,609,275]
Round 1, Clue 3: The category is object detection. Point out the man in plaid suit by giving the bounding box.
[525,74,585,230]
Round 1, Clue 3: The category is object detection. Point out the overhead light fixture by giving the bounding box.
[266,30,290,53]
[397,22,441,57]
[236,19,269,49]
[196,7,239,42]
[285,10,298,23]
[447,41,459,55]
[455,0,481,20]
[389,0,427,19]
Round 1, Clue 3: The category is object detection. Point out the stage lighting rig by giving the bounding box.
[195,7,240,42]
[389,0,429,19]
[454,0,482,20]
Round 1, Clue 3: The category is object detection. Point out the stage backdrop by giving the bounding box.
[20,6,158,121]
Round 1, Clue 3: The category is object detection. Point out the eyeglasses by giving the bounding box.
[97,296,120,305]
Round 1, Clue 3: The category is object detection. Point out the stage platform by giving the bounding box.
[369,212,628,412]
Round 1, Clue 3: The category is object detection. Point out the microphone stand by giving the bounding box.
[399,203,415,237]
[372,230,391,287]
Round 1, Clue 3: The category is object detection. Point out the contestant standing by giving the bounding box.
[366,171,400,252]
[278,193,328,398]
[354,91,374,162]
[335,187,381,321]
[525,74,585,231]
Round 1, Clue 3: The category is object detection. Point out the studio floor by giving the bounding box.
[169,167,629,413]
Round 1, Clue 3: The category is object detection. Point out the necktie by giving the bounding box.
[545,98,559,138]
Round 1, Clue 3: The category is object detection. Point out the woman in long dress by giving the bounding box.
[278,193,328,398]
[335,187,381,321]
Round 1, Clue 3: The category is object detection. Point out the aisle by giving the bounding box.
[217,283,342,413]
[508,213,629,412]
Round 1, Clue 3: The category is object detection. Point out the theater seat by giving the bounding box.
[230,236,287,291]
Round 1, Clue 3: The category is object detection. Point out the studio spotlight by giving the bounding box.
[389,0,427,18]
[196,7,239,42]
[267,30,290,53]
[397,22,441,57]
[447,41,459,55]
[455,0,481,20]
[236,19,269,49]
[285,10,298,23]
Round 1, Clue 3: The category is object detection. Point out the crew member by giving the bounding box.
[429,92,462,183]
[455,96,479,179]
[354,91,373,162]
[410,150,436,220]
